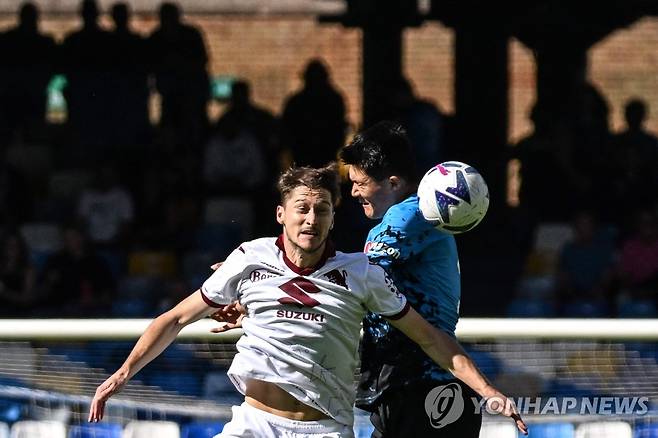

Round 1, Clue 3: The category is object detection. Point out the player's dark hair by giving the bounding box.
[339,121,417,183]
[278,162,341,207]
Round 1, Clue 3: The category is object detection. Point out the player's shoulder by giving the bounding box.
[234,237,279,257]
[332,250,370,266]
[381,195,434,232]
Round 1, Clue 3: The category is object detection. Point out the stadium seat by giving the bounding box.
[634,423,658,438]
[575,421,632,438]
[128,251,178,278]
[9,420,67,438]
[147,371,202,397]
[180,421,224,438]
[0,400,23,423]
[122,421,180,438]
[0,422,8,438]
[618,300,657,318]
[506,298,556,317]
[68,423,122,438]
[562,300,609,318]
[528,422,575,438]
[478,421,517,438]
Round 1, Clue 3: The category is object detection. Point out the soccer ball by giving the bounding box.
[417,161,489,234]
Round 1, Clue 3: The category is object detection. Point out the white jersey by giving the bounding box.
[201,236,409,427]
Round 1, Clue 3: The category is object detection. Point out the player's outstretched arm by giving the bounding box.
[389,307,528,435]
[88,291,215,422]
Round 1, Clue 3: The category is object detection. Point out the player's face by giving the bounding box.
[348,166,398,219]
[277,186,335,254]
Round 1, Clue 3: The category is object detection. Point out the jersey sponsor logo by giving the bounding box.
[276,309,326,322]
[278,277,321,308]
[249,269,280,283]
[364,241,401,259]
[324,269,348,288]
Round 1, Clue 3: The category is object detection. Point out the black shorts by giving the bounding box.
[369,379,482,438]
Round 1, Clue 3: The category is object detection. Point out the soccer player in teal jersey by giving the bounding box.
[340,121,479,437]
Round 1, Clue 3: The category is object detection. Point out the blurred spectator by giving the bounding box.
[148,2,210,153]
[222,80,280,186]
[281,59,346,167]
[203,80,278,196]
[511,104,580,256]
[556,210,616,315]
[0,231,37,316]
[107,2,151,153]
[0,2,57,146]
[77,164,134,249]
[611,99,658,215]
[618,209,658,302]
[38,225,115,317]
[388,77,444,174]
[60,0,114,164]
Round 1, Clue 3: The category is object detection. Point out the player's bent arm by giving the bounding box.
[389,307,528,434]
[118,290,215,379]
[388,306,493,397]
[89,290,216,422]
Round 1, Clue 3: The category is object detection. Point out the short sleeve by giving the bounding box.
[366,204,440,270]
[200,246,248,307]
[364,262,410,320]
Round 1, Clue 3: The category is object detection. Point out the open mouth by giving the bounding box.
[300,230,319,236]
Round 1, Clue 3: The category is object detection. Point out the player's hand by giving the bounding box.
[88,370,129,422]
[485,391,528,435]
[210,262,224,271]
[209,301,245,333]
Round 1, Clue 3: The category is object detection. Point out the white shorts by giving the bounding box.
[217,402,354,438]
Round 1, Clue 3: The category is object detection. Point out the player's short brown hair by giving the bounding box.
[277,163,341,207]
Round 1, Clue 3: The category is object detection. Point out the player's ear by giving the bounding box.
[276,205,285,225]
[389,175,401,191]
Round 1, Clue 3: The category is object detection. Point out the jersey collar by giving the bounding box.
[275,234,336,276]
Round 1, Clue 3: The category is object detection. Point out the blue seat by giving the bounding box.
[562,300,609,318]
[506,298,556,317]
[68,423,122,438]
[0,400,22,423]
[147,371,202,397]
[618,300,657,318]
[635,423,658,438]
[181,421,224,438]
[529,422,574,438]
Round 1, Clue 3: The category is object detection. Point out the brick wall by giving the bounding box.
[1,12,657,141]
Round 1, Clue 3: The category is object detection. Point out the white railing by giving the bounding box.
[0,318,657,341]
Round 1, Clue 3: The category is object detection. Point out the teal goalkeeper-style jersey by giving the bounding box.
[356,194,461,409]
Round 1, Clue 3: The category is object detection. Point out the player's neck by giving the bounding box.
[282,238,325,269]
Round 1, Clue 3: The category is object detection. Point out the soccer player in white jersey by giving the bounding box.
[89,164,527,437]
